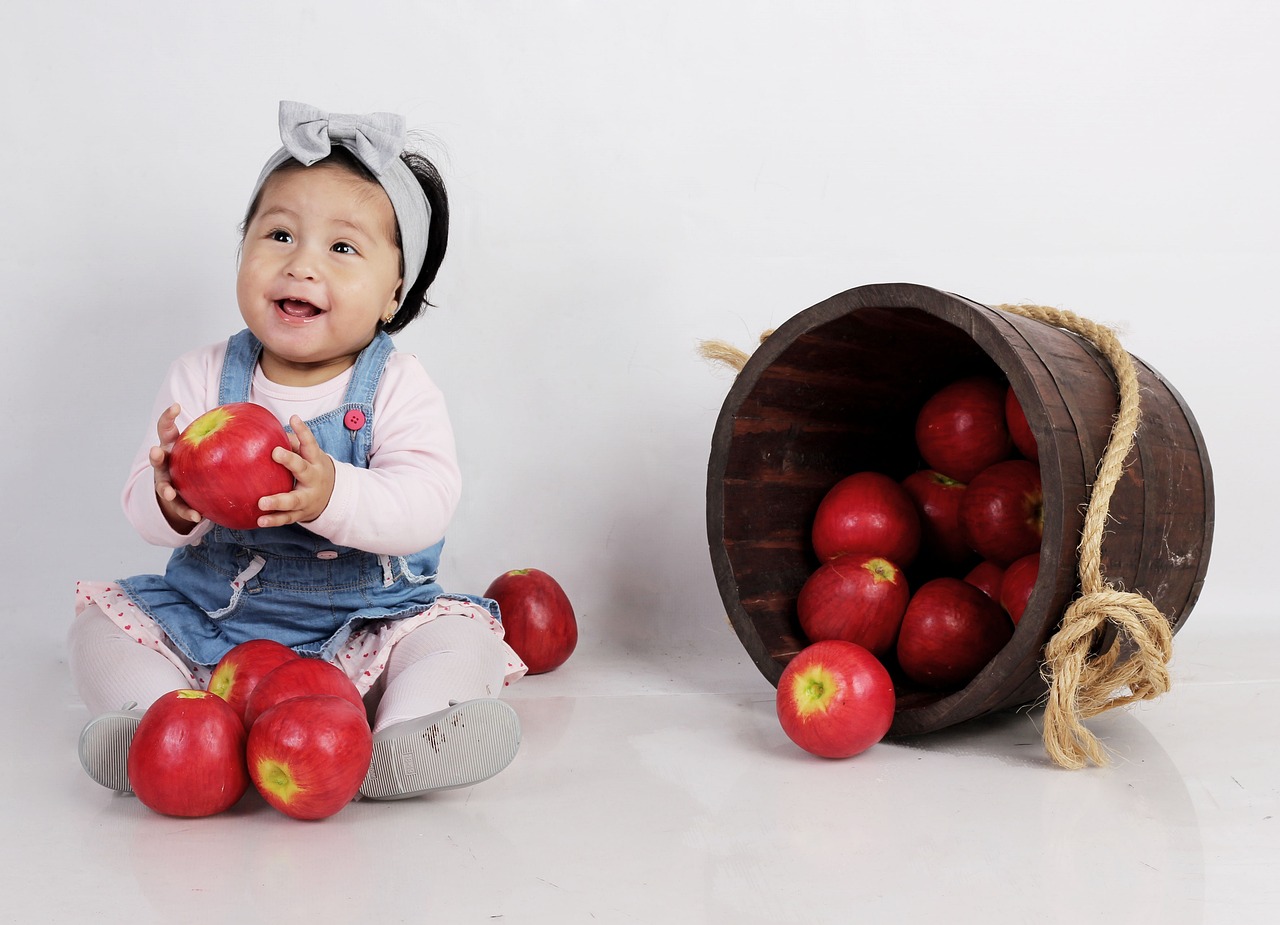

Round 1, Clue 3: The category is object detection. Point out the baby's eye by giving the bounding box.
[268,229,293,243]
[332,242,358,255]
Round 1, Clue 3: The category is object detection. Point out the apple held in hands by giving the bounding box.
[896,578,1013,689]
[958,459,1044,565]
[811,471,921,566]
[796,554,910,658]
[209,639,300,727]
[776,640,895,759]
[484,568,578,674]
[243,657,367,729]
[168,402,294,530]
[914,376,1013,483]
[247,694,373,820]
[127,689,249,817]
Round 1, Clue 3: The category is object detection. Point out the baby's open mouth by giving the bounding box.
[277,298,323,318]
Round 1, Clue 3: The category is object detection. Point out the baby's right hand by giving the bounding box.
[151,403,202,533]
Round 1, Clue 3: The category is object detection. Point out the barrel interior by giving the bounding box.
[715,304,1001,693]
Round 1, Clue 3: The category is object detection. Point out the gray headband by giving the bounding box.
[249,101,431,301]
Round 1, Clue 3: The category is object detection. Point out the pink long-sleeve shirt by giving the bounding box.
[122,339,462,557]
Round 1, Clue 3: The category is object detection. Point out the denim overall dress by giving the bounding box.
[116,329,484,668]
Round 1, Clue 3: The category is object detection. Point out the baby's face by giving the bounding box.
[237,162,403,387]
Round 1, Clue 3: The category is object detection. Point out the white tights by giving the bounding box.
[67,610,509,734]
[368,612,509,733]
[67,609,188,716]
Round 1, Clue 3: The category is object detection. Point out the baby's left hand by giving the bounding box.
[256,416,336,527]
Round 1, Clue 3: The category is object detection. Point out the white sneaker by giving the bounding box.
[78,703,142,793]
[360,699,521,801]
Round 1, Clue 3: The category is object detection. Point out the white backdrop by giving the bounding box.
[3,1,1274,670]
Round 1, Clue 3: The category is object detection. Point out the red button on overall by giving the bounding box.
[344,409,366,430]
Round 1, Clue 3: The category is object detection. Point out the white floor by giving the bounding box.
[4,615,1276,924]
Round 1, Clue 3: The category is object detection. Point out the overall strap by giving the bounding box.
[342,331,396,408]
[217,329,263,405]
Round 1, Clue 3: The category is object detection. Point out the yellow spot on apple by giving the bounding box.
[183,407,233,445]
[862,557,898,583]
[792,666,838,717]
[176,689,209,700]
[256,758,303,802]
[208,666,235,699]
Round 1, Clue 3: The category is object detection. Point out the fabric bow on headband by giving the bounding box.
[278,101,406,174]
[248,101,433,303]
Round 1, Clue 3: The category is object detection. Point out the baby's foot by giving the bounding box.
[78,703,142,793]
[360,699,521,801]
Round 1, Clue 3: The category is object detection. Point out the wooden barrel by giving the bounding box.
[706,283,1214,736]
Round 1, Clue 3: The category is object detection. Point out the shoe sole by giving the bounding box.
[360,699,521,801]
[78,712,140,793]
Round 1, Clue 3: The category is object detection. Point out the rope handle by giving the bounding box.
[994,304,1171,769]
[700,304,1174,769]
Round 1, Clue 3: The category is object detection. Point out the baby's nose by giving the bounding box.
[285,252,319,280]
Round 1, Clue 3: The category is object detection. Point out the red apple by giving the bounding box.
[964,560,1006,601]
[810,471,921,566]
[208,639,300,727]
[958,459,1044,565]
[999,553,1041,625]
[169,402,295,530]
[483,568,578,674]
[1005,386,1039,461]
[796,554,910,658]
[914,376,1013,483]
[775,640,895,759]
[243,657,367,729]
[896,578,1014,689]
[127,689,249,817]
[247,694,373,820]
[901,469,971,566]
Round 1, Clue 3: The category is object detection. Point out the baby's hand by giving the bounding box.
[151,403,203,533]
[255,416,336,527]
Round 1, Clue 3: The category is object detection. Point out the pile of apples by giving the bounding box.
[777,375,1044,759]
[127,640,372,820]
[124,568,577,819]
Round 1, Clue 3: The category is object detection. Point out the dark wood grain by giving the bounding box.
[706,283,1214,736]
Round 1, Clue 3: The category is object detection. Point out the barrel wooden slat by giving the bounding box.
[707,283,1213,736]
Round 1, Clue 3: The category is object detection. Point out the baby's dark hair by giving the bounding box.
[241,147,450,333]
[389,151,449,332]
